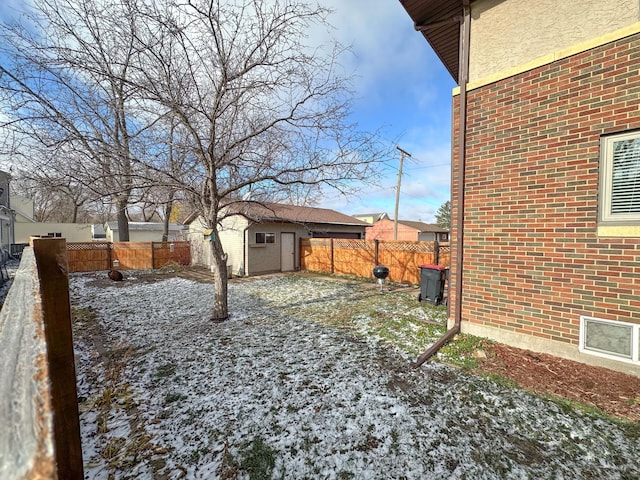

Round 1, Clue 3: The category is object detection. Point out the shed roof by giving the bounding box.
[226,202,369,227]
[399,0,468,82]
[396,220,449,232]
[106,221,187,232]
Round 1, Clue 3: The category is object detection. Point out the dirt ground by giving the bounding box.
[471,343,640,423]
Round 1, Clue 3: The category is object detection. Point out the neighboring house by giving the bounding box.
[104,221,187,242]
[187,202,369,276]
[14,223,93,243]
[10,195,35,223]
[366,219,449,242]
[0,172,14,251]
[9,190,93,244]
[352,212,389,224]
[401,0,640,375]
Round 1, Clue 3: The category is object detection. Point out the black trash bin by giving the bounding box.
[418,264,447,305]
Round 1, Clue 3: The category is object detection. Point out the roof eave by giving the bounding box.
[398,0,467,83]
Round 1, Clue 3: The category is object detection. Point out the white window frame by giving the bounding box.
[599,130,640,225]
[579,315,640,365]
[255,232,275,244]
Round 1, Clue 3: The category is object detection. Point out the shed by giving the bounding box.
[187,202,368,276]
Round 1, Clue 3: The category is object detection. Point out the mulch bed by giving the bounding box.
[474,343,640,422]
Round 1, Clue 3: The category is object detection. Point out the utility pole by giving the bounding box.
[394,146,411,240]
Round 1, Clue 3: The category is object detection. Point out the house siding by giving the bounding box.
[246,223,308,275]
[469,0,640,82]
[15,222,93,243]
[451,32,640,374]
[219,215,249,276]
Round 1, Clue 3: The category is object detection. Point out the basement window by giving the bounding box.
[579,316,639,364]
[599,131,640,226]
[255,232,275,244]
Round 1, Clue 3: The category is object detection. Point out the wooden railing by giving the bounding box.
[300,238,450,285]
[0,239,83,479]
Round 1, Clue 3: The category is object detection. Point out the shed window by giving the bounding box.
[256,232,275,244]
[600,131,640,224]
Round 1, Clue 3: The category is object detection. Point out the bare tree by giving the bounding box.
[133,0,387,320]
[0,0,165,240]
[1,0,387,321]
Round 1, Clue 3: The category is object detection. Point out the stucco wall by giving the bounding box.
[469,0,640,82]
[15,223,92,243]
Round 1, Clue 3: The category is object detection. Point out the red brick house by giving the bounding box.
[366,218,449,242]
[401,0,640,376]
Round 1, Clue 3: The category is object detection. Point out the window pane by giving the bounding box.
[611,137,640,214]
[266,233,275,244]
[256,233,265,243]
[585,319,633,358]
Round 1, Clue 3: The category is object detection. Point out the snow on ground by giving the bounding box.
[70,272,640,479]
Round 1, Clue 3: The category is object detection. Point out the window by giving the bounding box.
[599,131,640,224]
[255,232,275,244]
[47,232,62,238]
[580,316,640,365]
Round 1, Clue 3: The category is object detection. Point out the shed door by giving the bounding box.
[281,233,295,272]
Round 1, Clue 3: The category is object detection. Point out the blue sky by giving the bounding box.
[0,0,456,223]
[316,0,456,222]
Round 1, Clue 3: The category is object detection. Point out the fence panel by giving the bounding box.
[300,238,449,285]
[300,238,332,273]
[67,241,191,272]
[111,242,153,270]
[378,241,436,284]
[152,241,191,268]
[438,243,451,268]
[333,239,376,278]
[67,242,110,272]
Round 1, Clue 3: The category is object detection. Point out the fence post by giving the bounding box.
[32,238,84,480]
[374,239,379,265]
[330,238,335,274]
[434,240,440,265]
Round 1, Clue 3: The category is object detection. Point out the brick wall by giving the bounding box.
[451,33,640,345]
[366,219,420,241]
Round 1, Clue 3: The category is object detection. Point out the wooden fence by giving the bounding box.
[300,238,450,285]
[66,241,190,272]
[0,239,83,479]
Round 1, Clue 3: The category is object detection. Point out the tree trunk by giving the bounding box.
[162,202,173,242]
[71,203,79,223]
[116,199,130,242]
[209,228,229,321]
